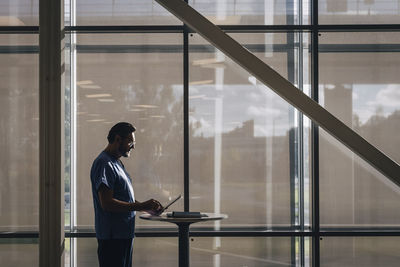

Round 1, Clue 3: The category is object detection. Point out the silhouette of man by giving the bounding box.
[90,122,163,267]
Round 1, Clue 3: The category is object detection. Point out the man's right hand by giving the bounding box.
[140,199,163,215]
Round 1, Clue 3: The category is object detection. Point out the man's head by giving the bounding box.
[107,122,136,158]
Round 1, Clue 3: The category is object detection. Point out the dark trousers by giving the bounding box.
[97,238,133,267]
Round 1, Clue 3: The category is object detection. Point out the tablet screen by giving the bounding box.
[164,194,182,210]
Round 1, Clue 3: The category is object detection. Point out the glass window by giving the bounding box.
[0,1,38,26]
[5,1,400,266]
[320,129,400,227]
[0,238,38,267]
[319,32,400,163]
[70,237,309,266]
[74,33,184,228]
[189,33,311,227]
[73,237,178,266]
[189,0,311,25]
[75,0,181,25]
[321,237,400,266]
[319,32,400,227]
[190,237,310,266]
[0,34,39,231]
[319,0,400,24]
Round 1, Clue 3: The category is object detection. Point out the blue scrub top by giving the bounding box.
[90,151,136,239]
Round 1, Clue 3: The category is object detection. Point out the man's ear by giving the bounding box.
[115,134,122,143]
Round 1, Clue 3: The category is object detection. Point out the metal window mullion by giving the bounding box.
[311,0,320,266]
[285,0,297,265]
[297,9,305,231]
[295,17,307,267]
[183,29,190,212]
[298,4,306,267]
[183,0,189,212]
[4,24,400,35]
[298,28,306,267]
[8,228,400,239]
[69,39,78,267]
[69,0,78,265]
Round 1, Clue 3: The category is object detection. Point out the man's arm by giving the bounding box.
[98,184,162,212]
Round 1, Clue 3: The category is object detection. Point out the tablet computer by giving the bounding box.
[163,194,182,210]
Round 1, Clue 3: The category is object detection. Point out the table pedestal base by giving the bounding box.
[139,213,227,267]
[177,222,191,267]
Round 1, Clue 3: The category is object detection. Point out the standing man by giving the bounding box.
[90,122,163,267]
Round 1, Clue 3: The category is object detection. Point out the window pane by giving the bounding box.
[0,238,38,267]
[319,32,400,164]
[319,33,400,226]
[321,237,400,266]
[0,1,38,26]
[319,0,400,24]
[74,237,178,266]
[190,237,310,266]
[0,34,39,231]
[189,0,310,25]
[64,238,70,267]
[320,129,400,227]
[76,0,181,25]
[71,237,309,266]
[189,33,311,227]
[75,33,184,228]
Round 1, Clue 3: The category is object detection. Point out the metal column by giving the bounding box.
[39,0,65,266]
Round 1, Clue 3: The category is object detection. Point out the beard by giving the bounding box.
[118,144,131,158]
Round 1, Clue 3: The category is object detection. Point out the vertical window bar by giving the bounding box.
[297,30,306,267]
[286,0,297,264]
[311,0,320,266]
[297,1,306,266]
[69,0,78,266]
[183,0,190,212]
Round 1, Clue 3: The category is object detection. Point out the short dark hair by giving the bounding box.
[107,122,136,143]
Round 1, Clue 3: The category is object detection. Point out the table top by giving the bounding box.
[139,212,228,223]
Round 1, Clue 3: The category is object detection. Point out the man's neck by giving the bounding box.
[104,145,121,159]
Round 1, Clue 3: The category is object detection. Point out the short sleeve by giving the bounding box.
[93,161,116,191]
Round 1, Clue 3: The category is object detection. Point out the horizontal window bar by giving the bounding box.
[0,232,39,238]
[319,44,400,53]
[2,24,400,34]
[0,26,39,33]
[320,231,400,237]
[4,229,400,238]
[0,46,39,53]
[3,44,400,54]
[67,25,184,33]
[74,44,298,53]
[318,24,400,32]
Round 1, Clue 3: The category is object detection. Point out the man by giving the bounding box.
[90,122,163,267]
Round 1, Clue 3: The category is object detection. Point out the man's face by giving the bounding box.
[118,132,135,158]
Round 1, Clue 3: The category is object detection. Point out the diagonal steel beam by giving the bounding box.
[155,0,400,184]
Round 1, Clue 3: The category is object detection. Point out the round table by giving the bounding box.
[140,212,227,267]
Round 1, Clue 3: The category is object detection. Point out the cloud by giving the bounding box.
[367,84,400,108]
[375,84,400,107]
[246,91,262,102]
[254,123,291,136]
[190,87,200,94]
[246,105,282,117]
